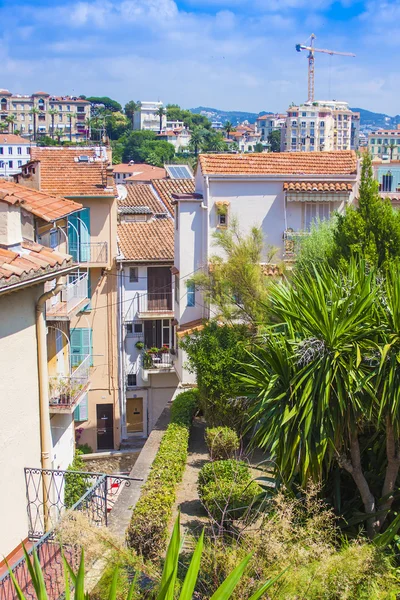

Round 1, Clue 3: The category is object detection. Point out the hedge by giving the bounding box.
[126,389,199,559]
[205,426,240,460]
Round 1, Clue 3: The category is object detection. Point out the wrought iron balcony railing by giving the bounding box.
[68,241,108,264]
[49,354,90,410]
[45,273,88,319]
[124,292,173,321]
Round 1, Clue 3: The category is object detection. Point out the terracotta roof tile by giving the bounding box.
[118,218,174,262]
[0,180,82,222]
[283,181,353,192]
[151,179,195,214]
[0,134,31,144]
[199,150,358,176]
[119,183,167,214]
[113,163,166,180]
[0,240,74,290]
[29,147,113,197]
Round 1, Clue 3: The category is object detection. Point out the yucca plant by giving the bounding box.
[10,515,282,600]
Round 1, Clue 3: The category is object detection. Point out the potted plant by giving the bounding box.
[160,345,169,353]
[143,352,153,369]
[148,347,159,356]
[135,341,145,350]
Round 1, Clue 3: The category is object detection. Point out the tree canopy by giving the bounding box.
[85,96,122,113]
[267,130,281,152]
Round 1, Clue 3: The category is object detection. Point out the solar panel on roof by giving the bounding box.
[165,164,193,179]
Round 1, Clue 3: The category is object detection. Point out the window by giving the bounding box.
[67,105,71,111]
[301,121,306,128]
[370,138,375,144]
[134,323,143,334]
[59,114,63,122]
[320,121,325,128]
[302,112,306,117]
[27,147,30,154]
[58,105,62,111]
[20,114,24,121]
[70,327,93,366]
[305,202,332,230]
[17,147,22,155]
[218,213,227,227]
[129,267,138,283]
[50,229,58,249]
[0,147,3,155]
[382,173,393,192]
[74,393,88,421]
[0,161,4,168]
[18,160,22,167]
[126,323,133,334]
[8,147,12,155]
[8,161,13,168]
[187,282,195,307]
[127,374,137,387]
[310,121,315,127]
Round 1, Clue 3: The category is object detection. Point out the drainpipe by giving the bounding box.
[36,277,65,470]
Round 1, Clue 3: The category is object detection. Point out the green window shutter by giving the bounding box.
[68,213,79,261]
[68,208,91,262]
[70,327,93,366]
[79,208,91,262]
[74,392,88,421]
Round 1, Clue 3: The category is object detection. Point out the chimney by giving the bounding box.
[0,202,23,248]
[106,164,114,189]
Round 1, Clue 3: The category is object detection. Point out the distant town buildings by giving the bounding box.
[0,134,34,177]
[368,126,400,160]
[133,101,167,132]
[255,114,286,142]
[226,124,261,152]
[0,89,91,141]
[281,101,360,152]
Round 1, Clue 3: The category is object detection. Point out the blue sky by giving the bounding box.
[0,0,398,114]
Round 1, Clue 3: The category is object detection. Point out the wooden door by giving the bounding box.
[96,404,114,450]
[147,267,172,310]
[126,398,143,433]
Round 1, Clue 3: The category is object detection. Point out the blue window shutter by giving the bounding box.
[79,208,91,262]
[68,214,79,261]
[187,282,195,307]
[74,393,88,421]
[70,327,92,366]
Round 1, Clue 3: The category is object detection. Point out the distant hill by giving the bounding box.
[190,105,400,131]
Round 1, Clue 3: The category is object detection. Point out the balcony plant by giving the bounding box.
[160,345,170,353]
[135,341,145,350]
[143,352,153,369]
[148,347,159,355]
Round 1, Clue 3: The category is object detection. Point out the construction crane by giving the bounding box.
[296,34,355,103]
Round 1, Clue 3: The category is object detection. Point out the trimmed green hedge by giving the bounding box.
[205,426,240,460]
[126,389,199,559]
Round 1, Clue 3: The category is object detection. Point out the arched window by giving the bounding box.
[1,98,7,111]
[38,98,45,111]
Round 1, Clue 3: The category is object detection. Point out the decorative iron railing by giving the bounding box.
[68,242,108,264]
[49,354,91,410]
[45,273,88,318]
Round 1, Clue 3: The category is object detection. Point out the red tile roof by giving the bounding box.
[0,134,31,145]
[119,183,167,214]
[283,181,353,192]
[29,147,114,197]
[113,163,166,181]
[0,180,82,222]
[0,240,74,290]
[118,218,174,262]
[199,150,358,176]
[151,179,195,214]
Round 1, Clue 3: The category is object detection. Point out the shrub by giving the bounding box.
[198,459,260,522]
[126,389,198,558]
[76,443,93,454]
[64,450,88,508]
[205,426,240,460]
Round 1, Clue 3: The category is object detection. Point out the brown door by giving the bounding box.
[96,404,114,450]
[126,398,143,433]
[147,267,172,310]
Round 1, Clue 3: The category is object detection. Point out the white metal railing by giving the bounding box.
[49,354,91,408]
[45,273,88,317]
[143,350,175,371]
[68,242,108,264]
[123,292,173,321]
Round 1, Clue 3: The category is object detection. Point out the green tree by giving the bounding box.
[124,100,139,126]
[202,130,227,152]
[85,96,122,113]
[334,153,400,268]
[139,140,175,166]
[66,112,75,142]
[254,142,264,152]
[240,259,400,539]
[121,130,157,162]
[189,126,207,156]
[5,113,16,134]
[180,322,251,429]
[267,129,281,152]
[106,111,131,140]
[156,106,166,133]
[29,107,40,141]
[225,121,233,139]
[48,108,58,140]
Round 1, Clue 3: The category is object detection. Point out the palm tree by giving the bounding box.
[48,108,58,140]
[225,121,233,139]
[84,118,92,142]
[189,127,206,156]
[66,113,75,142]
[240,259,400,539]
[0,122,8,134]
[29,107,40,141]
[156,106,165,133]
[125,100,139,128]
[5,114,16,134]
[389,142,396,160]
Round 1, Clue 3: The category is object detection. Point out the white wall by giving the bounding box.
[0,285,42,558]
[50,413,75,471]
[0,144,31,177]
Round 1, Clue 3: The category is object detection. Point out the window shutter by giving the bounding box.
[70,327,93,366]
[79,208,91,262]
[68,214,79,261]
[74,393,88,421]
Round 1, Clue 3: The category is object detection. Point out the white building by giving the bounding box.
[117,182,181,439]
[0,134,34,177]
[368,126,400,160]
[255,114,286,142]
[172,151,359,384]
[133,101,167,132]
[157,128,191,152]
[281,101,360,152]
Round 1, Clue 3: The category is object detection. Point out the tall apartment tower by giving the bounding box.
[281,101,360,152]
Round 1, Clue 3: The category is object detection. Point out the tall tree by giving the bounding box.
[85,96,122,113]
[267,129,281,152]
[66,113,74,142]
[124,100,139,127]
[224,121,233,139]
[48,108,58,140]
[29,107,40,141]
[5,114,16,134]
[156,106,165,133]
[188,127,207,156]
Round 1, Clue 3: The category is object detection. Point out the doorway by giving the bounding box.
[126,398,144,434]
[96,404,114,450]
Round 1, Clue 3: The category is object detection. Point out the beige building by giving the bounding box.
[281,101,360,152]
[0,89,91,141]
[0,182,80,561]
[368,126,400,159]
[15,147,120,452]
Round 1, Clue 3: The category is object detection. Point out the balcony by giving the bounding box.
[143,349,175,372]
[49,354,91,413]
[45,273,88,320]
[138,292,173,318]
[69,241,108,265]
